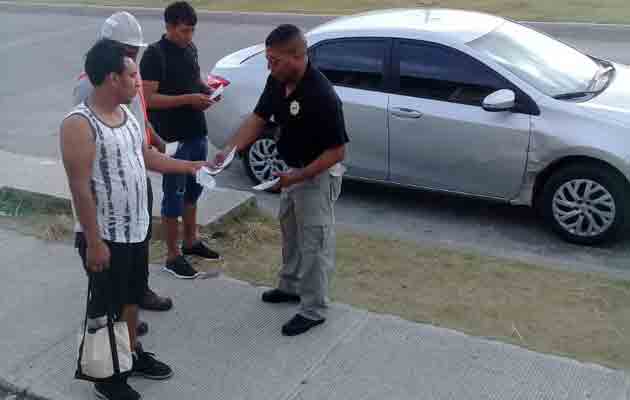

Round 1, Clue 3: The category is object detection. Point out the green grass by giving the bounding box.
[19,0,630,24]
[146,209,630,371]
[0,188,71,217]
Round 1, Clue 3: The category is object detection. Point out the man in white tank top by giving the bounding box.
[60,39,210,400]
[73,12,173,338]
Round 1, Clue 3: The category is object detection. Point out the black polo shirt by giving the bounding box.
[140,35,208,142]
[254,63,349,168]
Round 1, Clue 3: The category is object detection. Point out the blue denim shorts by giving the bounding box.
[161,136,208,218]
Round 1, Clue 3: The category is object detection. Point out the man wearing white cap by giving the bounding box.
[73,12,174,337]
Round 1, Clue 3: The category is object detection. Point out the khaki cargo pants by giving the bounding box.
[277,170,342,321]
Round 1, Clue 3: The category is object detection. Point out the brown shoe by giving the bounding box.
[140,289,173,311]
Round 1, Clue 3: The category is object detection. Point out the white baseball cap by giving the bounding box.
[98,11,147,48]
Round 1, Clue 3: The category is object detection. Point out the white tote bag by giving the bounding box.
[75,274,132,382]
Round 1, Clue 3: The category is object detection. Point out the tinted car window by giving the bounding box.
[312,39,386,91]
[398,41,506,106]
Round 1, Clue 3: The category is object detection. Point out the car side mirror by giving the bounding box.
[482,89,516,112]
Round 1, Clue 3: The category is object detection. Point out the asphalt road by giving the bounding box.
[2,4,630,278]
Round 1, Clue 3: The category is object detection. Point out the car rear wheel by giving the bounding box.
[540,163,629,245]
[243,135,288,191]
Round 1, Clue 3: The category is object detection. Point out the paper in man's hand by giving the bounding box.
[252,177,280,191]
[196,167,217,189]
[209,147,236,176]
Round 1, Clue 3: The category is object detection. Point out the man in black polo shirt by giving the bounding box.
[214,24,349,336]
[141,1,222,279]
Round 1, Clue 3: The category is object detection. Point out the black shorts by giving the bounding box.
[76,233,149,319]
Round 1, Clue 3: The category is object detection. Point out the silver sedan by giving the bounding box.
[206,8,630,245]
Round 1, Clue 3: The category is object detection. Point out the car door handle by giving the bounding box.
[391,107,423,119]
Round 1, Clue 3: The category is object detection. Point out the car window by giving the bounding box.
[397,41,506,106]
[311,39,386,91]
[468,21,599,97]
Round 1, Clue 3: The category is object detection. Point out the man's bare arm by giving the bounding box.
[212,113,267,167]
[60,115,99,245]
[60,115,111,272]
[297,145,345,181]
[276,145,345,188]
[228,113,267,152]
[142,140,204,175]
[147,121,166,153]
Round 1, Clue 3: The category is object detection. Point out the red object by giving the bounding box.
[207,74,230,89]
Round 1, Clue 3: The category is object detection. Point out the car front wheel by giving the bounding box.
[540,163,629,245]
[243,135,288,189]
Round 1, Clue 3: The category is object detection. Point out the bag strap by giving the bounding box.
[103,271,122,376]
[75,276,92,376]
[76,271,124,377]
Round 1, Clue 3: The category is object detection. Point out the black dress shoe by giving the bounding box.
[140,288,173,311]
[262,289,300,304]
[281,314,325,336]
[137,320,149,337]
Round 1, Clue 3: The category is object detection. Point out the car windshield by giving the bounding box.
[467,21,601,97]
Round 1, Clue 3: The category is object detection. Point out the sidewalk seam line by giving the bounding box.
[278,310,370,400]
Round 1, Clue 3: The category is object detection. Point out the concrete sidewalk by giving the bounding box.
[0,226,628,400]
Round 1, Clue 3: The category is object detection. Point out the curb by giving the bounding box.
[0,187,72,216]
[148,189,258,233]
[1,1,630,29]
[0,185,257,229]
[0,0,339,17]
[5,1,337,16]
[0,2,333,26]
[204,192,258,228]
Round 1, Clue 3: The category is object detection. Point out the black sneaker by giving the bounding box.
[281,314,325,336]
[132,342,173,380]
[94,381,140,400]
[163,255,201,279]
[262,289,301,304]
[182,241,222,261]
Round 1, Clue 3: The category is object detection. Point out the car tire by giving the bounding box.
[243,134,288,192]
[540,163,629,245]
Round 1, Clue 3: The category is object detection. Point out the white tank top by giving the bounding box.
[73,75,147,144]
[65,102,149,243]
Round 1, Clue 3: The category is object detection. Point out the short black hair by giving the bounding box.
[265,24,304,49]
[165,1,197,26]
[85,39,127,86]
